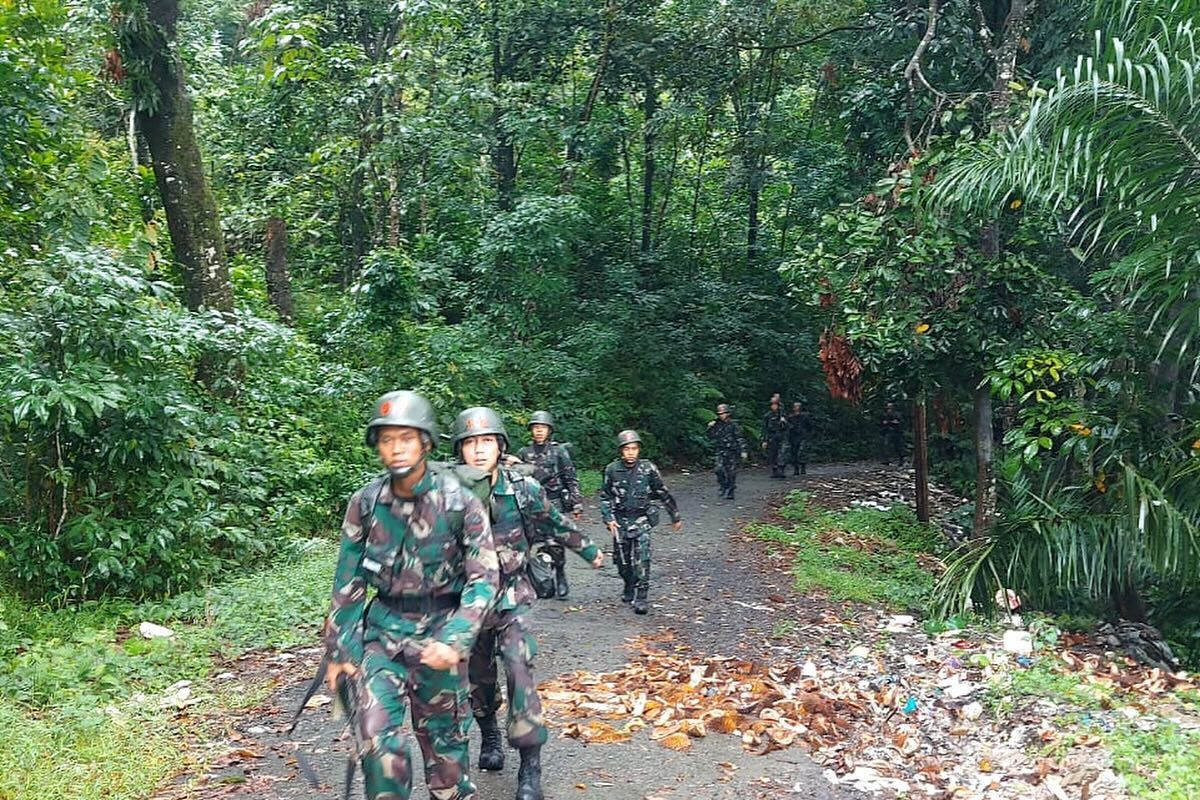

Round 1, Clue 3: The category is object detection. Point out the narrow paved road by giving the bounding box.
[168,465,865,800]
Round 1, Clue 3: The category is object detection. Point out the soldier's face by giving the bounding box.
[718,410,729,421]
[461,434,501,472]
[620,442,640,462]
[792,403,801,413]
[531,424,550,444]
[376,426,426,472]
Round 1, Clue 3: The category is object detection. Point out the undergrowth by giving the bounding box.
[0,541,337,800]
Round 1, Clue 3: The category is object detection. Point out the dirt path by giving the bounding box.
[159,464,868,800]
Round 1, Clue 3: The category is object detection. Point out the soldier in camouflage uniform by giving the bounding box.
[323,391,499,800]
[600,430,682,615]
[453,407,603,800]
[786,401,812,476]
[761,396,789,479]
[880,401,905,466]
[706,403,747,500]
[515,410,583,599]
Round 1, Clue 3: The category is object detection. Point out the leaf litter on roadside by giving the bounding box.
[541,624,1197,799]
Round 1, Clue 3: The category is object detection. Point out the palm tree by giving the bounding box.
[929,0,1200,620]
[935,0,1200,379]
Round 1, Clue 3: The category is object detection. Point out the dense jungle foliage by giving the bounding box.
[1,0,1198,661]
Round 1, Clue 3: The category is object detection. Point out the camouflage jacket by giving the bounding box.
[489,467,598,611]
[599,458,680,524]
[323,467,499,664]
[762,408,789,443]
[707,419,747,457]
[787,412,812,443]
[515,441,582,512]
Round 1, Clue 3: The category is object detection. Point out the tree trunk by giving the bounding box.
[491,1,516,212]
[129,0,232,313]
[971,0,1033,538]
[972,382,996,537]
[746,175,761,266]
[640,78,657,257]
[264,216,293,324]
[913,398,931,524]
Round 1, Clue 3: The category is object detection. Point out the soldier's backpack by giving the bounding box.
[429,461,558,599]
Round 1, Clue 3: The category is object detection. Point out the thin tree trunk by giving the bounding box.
[491,0,516,212]
[640,78,657,257]
[128,0,232,313]
[913,398,930,523]
[264,216,293,324]
[971,0,1033,539]
[655,128,679,245]
[687,113,711,271]
[972,382,996,537]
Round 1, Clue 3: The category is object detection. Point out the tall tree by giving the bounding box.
[114,0,233,313]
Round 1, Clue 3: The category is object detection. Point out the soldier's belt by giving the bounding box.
[376,592,461,614]
[614,508,648,518]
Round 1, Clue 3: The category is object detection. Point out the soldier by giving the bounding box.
[706,403,747,499]
[881,401,905,466]
[452,407,603,800]
[599,430,681,615]
[323,391,499,800]
[515,410,583,599]
[761,395,789,479]
[786,401,812,476]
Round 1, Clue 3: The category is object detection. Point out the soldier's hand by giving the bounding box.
[741,452,748,461]
[591,552,604,569]
[607,521,619,536]
[419,641,460,670]
[502,454,521,467]
[760,441,766,450]
[325,660,359,694]
[672,520,683,532]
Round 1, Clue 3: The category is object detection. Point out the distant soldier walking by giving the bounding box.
[323,391,499,800]
[516,411,583,599]
[706,403,747,499]
[600,430,681,614]
[761,395,789,479]
[452,407,602,800]
[880,401,905,466]
[786,401,812,476]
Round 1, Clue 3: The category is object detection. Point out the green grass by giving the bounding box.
[0,540,337,800]
[578,468,602,496]
[1107,721,1200,800]
[750,490,944,610]
[984,658,1112,717]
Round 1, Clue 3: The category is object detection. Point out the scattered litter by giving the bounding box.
[138,621,175,639]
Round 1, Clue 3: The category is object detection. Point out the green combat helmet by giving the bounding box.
[716,403,730,415]
[365,391,439,478]
[528,410,554,431]
[616,429,641,448]
[451,406,510,457]
[365,390,439,447]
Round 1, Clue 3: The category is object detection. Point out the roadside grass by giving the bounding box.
[0,539,337,800]
[984,650,1200,799]
[1107,720,1200,800]
[749,490,944,610]
[577,468,602,497]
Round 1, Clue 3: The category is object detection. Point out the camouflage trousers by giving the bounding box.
[612,518,652,593]
[787,438,808,472]
[467,607,547,748]
[765,438,786,476]
[715,451,739,491]
[357,634,477,800]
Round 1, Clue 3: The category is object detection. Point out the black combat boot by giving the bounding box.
[515,745,544,800]
[477,714,505,771]
[633,586,649,615]
[555,562,569,600]
[801,463,807,475]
